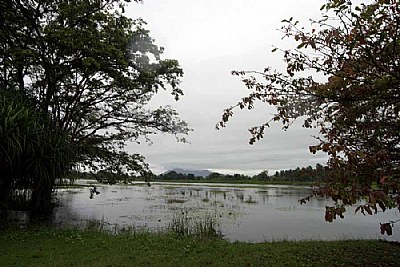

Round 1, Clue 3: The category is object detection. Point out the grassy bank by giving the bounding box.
[1,227,399,266]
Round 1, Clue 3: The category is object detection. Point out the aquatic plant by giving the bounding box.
[244,196,258,204]
[201,198,210,203]
[168,211,221,239]
[166,198,187,204]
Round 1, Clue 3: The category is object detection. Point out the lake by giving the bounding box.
[15,181,400,242]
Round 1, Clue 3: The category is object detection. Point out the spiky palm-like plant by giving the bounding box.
[0,90,72,212]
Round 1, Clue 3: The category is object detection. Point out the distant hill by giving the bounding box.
[167,168,211,178]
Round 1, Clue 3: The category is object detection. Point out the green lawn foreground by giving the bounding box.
[0,227,399,266]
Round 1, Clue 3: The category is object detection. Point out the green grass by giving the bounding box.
[1,227,399,266]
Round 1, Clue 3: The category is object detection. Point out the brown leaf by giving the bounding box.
[380,223,392,236]
[325,210,333,222]
[364,205,373,215]
[377,200,386,212]
[369,194,376,206]
[355,205,363,214]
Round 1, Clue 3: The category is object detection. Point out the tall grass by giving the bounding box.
[168,210,222,239]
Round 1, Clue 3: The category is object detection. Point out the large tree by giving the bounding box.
[1,0,189,173]
[0,0,189,210]
[218,0,399,234]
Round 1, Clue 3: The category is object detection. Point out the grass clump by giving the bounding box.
[168,211,221,239]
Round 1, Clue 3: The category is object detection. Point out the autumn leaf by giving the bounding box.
[380,223,392,236]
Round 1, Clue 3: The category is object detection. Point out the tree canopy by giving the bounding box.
[0,0,189,210]
[1,0,189,173]
[218,0,399,234]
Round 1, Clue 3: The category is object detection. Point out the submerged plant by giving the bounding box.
[244,196,258,204]
[165,198,187,204]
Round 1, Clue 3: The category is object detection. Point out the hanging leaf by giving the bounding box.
[380,223,392,236]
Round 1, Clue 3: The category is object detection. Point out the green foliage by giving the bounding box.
[156,171,253,182]
[158,171,203,181]
[156,167,325,184]
[0,0,190,176]
[218,0,400,231]
[205,172,252,181]
[0,90,71,211]
[253,170,270,181]
[272,164,326,183]
[0,0,190,211]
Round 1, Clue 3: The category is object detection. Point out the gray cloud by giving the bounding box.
[127,0,329,175]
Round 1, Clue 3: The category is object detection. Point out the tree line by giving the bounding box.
[156,164,326,183]
[70,164,326,184]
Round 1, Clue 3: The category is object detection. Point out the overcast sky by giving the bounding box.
[125,0,328,175]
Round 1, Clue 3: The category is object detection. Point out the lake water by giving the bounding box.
[25,181,400,242]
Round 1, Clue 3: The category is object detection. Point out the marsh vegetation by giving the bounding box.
[3,181,399,242]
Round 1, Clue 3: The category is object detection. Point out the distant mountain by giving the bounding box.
[167,168,211,178]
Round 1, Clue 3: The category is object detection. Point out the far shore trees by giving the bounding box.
[0,0,189,212]
[218,0,399,234]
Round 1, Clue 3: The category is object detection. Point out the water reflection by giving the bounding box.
[4,181,400,242]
